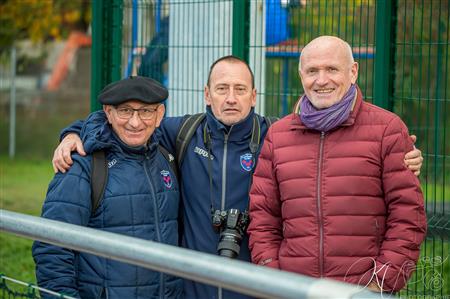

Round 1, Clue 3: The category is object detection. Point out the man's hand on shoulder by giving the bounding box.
[52,133,85,173]
[404,135,423,176]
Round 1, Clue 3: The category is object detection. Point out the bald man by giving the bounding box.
[248,36,427,294]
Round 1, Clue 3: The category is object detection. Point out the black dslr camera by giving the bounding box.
[211,208,250,258]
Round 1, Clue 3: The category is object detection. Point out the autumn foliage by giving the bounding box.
[0,0,91,48]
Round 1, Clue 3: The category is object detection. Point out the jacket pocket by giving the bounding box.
[374,219,381,251]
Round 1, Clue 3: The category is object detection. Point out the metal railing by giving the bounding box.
[0,209,387,299]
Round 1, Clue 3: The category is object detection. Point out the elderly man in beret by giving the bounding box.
[32,76,183,299]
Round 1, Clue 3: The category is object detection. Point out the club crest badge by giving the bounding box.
[160,170,172,188]
[240,153,254,172]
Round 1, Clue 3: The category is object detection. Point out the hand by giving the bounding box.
[367,281,382,292]
[404,135,423,176]
[52,133,86,173]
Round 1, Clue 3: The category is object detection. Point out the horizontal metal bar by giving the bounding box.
[0,209,386,299]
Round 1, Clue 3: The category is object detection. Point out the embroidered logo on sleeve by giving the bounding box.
[240,153,254,171]
[160,170,173,188]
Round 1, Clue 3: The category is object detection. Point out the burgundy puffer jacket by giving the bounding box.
[248,88,427,292]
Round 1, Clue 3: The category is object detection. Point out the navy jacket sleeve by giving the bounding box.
[59,111,106,140]
[60,120,84,140]
[32,156,92,299]
[152,116,185,154]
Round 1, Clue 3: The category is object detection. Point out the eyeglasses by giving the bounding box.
[114,105,159,120]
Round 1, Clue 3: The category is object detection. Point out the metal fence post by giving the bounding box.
[91,0,124,112]
[9,46,16,159]
[373,0,397,110]
[232,0,250,62]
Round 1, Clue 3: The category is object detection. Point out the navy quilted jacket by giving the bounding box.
[61,108,270,299]
[32,120,183,299]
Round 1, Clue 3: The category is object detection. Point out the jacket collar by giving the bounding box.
[84,121,158,158]
[205,106,255,142]
[110,131,158,156]
[289,85,363,131]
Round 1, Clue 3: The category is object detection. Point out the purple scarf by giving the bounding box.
[300,84,357,132]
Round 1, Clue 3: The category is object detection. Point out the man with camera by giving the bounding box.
[52,55,423,299]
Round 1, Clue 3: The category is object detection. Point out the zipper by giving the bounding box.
[316,132,325,277]
[143,154,164,297]
[220,131,231,210]
[218,129,231,299]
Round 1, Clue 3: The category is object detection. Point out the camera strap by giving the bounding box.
[203,114,275,212]
[203,124,215,213]
[245,116,260,211]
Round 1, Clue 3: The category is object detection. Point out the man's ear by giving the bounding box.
[103,105,113,124]
[155,104,165,128]
[251,88,257,107]
[351,61,359,84]
[204,85,212,106]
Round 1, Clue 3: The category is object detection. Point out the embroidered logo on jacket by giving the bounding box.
[240,153,254,172]
[194,146,214,160]
[160,170,173,188]
[108,159,117,168]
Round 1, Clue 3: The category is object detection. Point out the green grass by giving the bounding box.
[0,88,90,295]
[0,155,54,285]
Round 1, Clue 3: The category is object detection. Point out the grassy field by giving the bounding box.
[0,155,54,285]
[0,86,90,295]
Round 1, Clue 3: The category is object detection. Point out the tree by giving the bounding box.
[0,0,91,49]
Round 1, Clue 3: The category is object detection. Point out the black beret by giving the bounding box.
[98,76,168,105]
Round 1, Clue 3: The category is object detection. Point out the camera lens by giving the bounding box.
[217,229,242,258]
[211,209,249,259]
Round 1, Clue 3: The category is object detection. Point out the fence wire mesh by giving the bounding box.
[108,1,450,297]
